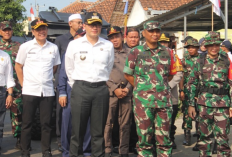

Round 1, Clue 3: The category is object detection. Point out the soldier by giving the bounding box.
[0,21,22,149]
[124,21,176,157]
[188,32,232,157]
[159,33,183,149]
[179,38,200,149]
[104,26,132,157]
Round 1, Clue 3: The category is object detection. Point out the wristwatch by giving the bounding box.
[8,93,14,97]
[179,89,184,93]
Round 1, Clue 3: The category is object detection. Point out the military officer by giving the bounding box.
[188,32,232,157]
[159,33,183,149]
[124,21,177,157]
[104,26,132,157]
[0,21,22,149]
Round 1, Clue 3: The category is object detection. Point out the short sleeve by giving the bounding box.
[123,49,137,75]
[53,45,61,66]
[15,44,27,65]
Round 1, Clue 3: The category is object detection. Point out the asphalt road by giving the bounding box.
[1,110,232,157]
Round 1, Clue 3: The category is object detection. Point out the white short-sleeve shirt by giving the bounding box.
[16,38,61,97]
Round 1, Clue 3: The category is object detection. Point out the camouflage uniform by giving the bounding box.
[187,32,231,157]
[181,39,199,131]
[0,21,22,138]
[123,21,176,157]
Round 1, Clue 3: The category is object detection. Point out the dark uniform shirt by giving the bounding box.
[0,39,21,93]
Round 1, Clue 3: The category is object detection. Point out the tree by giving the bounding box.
[0,0,27,36]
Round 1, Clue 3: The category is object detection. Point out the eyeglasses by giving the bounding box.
[85,23,102,28]
[72,21,83,25]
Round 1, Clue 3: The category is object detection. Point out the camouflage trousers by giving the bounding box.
[133,104,173,157]
[10,93,23,138]
[198,105,231,157]
[182,100,193,130]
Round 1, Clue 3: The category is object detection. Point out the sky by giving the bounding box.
[22,0,95,17]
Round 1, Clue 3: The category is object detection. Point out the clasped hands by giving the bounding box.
[114,87,129,99]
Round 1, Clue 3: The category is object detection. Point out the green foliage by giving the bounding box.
[0,0,27,36]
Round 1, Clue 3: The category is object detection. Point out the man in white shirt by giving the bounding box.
[0,49,15,152]
[15,18,61,157]
[65,12,114,157]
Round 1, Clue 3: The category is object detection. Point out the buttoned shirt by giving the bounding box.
[65,35,114,87]
[0,50,15,89]
[15,38,61,97]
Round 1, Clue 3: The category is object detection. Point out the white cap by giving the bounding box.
[69,14,82,22]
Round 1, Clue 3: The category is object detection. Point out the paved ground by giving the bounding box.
[1,110,232,157]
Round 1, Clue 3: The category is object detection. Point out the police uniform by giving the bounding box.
[0,21,22,148]
[65,12,114,156]
[187,32,232,157]
[124,21,177,157]
[15,19,61,157]
[104,26,132,156]
[0,49,15,149]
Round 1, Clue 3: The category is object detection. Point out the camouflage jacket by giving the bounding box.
[187,50,232,108]
[123,43,176,108]
[0,39,21,93]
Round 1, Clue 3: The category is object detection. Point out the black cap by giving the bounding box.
[31,18,48,29]
[84,12,102,25]
[75,27,86,36]
[221,40,232,50]
[107,26,122,36]
[181,36,193,43]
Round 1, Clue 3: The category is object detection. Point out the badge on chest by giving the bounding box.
[80,51,87,61]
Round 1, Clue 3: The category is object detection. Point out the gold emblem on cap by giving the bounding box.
[93,13,97,16]
[80,55,86,61]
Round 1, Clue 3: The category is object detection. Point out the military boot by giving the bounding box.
[192,134,199,151]
[183,130,187,145]
[15,137,21,150]
[212,140,217,154]
[185,130,191,146]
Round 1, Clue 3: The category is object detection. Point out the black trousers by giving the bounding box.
[56,90,62,144]
[69,81,109,157]
[21,94,54,155]
[170,105,179,140]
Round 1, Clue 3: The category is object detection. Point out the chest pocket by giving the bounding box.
[27,53,37,60]
[42,54,55,61]
[136,51,152,75]
[158,51,170,75]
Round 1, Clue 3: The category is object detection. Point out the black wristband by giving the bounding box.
[8,93,14,97]
[179,89,184,93]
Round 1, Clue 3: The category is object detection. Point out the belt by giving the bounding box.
[76,80,106,88]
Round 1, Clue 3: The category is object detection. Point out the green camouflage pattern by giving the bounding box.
[143,21,161,30]
[184,38,199,48]
[187,50,232,108]
[204,31,222,46]
[0,38,22,137]
[133,104,173,157]
[0,21,12,30]
[123,43,173,108]
[198,105,231,156]
[181,52,198,130]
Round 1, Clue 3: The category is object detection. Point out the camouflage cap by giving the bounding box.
[143,21,161,31]
[204,31,222,46]
[184,38,199,48]
[0,21,12,30]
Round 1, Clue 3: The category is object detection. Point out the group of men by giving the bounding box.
[0,10,231,157]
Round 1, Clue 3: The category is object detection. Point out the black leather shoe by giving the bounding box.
[120,154,129,157]
[172,140,177,149]
[192,143,199,151]
[42,151,52,157]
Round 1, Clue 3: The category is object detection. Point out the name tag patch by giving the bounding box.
[80,51,87,61]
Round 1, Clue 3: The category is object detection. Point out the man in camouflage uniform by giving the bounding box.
[179,38,200,148]
[0,21,22,149]
[188,32,232,157]
[124,21,176,157]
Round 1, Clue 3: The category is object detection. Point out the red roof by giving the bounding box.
[59,1,93,13]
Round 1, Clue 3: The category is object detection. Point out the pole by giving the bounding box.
[184,16,187,38]
[225,0,228,39]
[212,4,214,31]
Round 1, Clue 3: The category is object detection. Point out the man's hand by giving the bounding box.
[229,108,232,118]
[59,96,67,107]
[121,88,129,97]
[180,91,185,101]
[6,95,13,109]
[114,88,124,99]
[188,106,196,120]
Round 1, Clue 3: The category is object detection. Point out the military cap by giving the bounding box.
[159,33,170,42]
[184,38,200,48]
[0,21,12,30]
[181,36,193,43]
[107,26,122,36]
[75,27,86,36]
[31,18,48,29]
[84,12,102,25]
[143,21,161,31]
[204,31,222,46]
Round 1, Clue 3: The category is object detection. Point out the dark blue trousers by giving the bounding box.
[61,89,91,157]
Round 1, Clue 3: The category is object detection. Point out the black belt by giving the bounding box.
[76,80,106,88]
[200,86,229,95]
